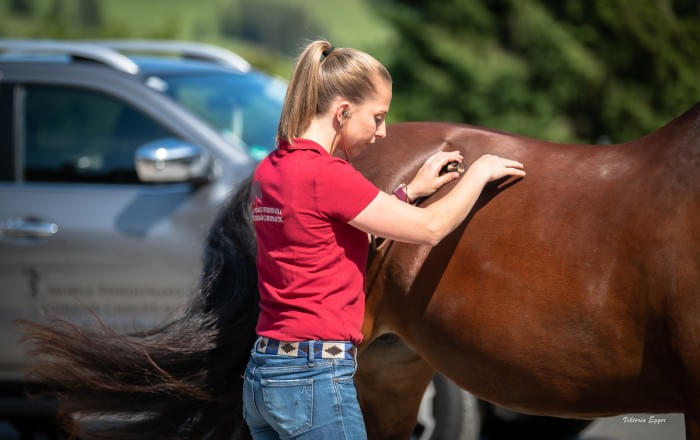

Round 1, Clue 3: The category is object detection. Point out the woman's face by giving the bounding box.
[342,78,392,150]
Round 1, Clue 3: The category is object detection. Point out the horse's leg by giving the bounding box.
[686,414,699,440]
[683,364,700,439]
[356,334,435,440]
[666,255,700,440]
[682,372,700,440]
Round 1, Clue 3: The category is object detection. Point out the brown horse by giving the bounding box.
[353,103,700,439]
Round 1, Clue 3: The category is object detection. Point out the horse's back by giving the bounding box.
[358,105,700,418]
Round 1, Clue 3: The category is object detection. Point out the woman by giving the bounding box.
[244,40,525,439]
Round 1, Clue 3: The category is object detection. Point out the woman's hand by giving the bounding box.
[407,150,464,200]
[468,154,526,183]
[352,153,525,246]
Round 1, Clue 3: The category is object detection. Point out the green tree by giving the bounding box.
[379,0,700,143]
[10,0,34,16]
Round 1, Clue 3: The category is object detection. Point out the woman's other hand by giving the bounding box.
[469,154,526,183]
[407,150,464,200]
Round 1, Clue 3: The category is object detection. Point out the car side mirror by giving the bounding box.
[134,138,212,183]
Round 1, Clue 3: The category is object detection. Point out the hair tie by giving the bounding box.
[321,46,335,61]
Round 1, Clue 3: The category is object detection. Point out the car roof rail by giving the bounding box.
[86,40,251,73]
[0,39,140,74]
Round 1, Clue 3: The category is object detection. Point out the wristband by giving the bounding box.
[392,183,413,204]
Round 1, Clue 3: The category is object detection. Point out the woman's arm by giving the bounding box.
[349,154,525,246]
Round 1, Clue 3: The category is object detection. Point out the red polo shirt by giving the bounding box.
[251,138,380,344]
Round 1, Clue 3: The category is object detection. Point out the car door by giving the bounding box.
[0,79,212,380]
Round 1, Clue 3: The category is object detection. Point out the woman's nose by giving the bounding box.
[375,122,387,139]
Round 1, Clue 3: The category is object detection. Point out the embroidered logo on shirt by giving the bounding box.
[252,206,283,223]
[250,180,283,223]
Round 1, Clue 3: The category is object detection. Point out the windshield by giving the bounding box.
[157,72,285,161]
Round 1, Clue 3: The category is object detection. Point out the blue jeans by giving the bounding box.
[242,338,367,440]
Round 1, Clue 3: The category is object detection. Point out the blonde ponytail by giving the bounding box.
[276,40,392,144]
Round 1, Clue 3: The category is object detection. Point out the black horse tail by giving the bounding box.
[17,177,259,440]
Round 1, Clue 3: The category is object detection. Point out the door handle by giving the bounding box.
[0,218,59,238]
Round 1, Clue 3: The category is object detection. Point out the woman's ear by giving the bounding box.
[334,101,352,127]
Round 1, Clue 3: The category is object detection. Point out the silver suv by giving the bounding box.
[0,39,283,398]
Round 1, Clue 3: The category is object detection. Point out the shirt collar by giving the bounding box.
[277,138,330,156]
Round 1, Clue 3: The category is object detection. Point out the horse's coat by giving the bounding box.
[353,104,700,439]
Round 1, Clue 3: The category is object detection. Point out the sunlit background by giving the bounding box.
[2,0,699,144]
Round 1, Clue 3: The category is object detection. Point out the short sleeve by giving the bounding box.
[314,158,380,222]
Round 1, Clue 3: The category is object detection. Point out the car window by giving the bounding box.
[0,84,13,181]
[158,73,283,160]
[23,85,176,184]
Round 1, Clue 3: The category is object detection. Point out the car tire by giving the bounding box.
[414,374,481,440]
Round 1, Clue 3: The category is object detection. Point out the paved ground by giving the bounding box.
[579,413,685,440]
